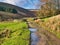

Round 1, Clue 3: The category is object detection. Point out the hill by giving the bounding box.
[0,2,36,21]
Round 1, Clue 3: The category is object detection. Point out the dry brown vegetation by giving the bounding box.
[45,15,60,32]
[36,15,60,38]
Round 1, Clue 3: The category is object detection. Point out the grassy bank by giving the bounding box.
[35,15,60,39]
[0,21,30,45]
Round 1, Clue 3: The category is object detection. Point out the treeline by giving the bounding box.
[37,0,60,18]
[0,6,17,14]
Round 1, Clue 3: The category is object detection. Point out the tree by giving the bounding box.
[36,0,60,18]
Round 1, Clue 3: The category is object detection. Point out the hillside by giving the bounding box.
[0,11,23,21]
[0,2,36,21]
[38,15,60,38]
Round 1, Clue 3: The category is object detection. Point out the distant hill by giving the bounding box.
[0,2,36,21]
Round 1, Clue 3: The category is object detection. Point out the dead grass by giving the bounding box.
[37,15,60,38]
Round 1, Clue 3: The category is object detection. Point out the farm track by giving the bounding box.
[28,21,60,45]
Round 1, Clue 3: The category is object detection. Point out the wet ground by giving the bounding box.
[29,28,39,45]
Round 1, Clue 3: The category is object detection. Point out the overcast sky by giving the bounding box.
[0,0,41,9]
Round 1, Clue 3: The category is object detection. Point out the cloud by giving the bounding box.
[16,0,40,9]
[3,0,27,6]
[16,0,27,6]
[3,0,18,5]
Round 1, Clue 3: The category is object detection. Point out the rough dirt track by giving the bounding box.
[28,21,60,45]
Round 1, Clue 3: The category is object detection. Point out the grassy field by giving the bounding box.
[0,21,30,45]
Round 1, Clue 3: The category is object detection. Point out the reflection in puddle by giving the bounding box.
[29,28,39,45]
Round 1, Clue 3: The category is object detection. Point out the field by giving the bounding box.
[0,21,30,45]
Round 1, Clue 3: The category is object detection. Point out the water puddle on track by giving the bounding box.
[29,28,39,45]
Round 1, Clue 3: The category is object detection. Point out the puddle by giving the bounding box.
[29,28,39,45]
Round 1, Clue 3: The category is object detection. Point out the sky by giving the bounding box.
[0,0,41,9]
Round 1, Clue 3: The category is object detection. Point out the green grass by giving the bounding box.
[41,17,49,22]
[0,21,30,45]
